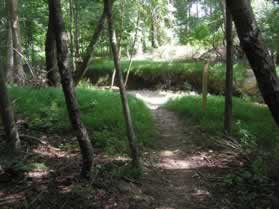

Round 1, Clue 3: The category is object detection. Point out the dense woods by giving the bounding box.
[0,0,279,208]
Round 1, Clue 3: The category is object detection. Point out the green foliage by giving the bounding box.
[88,58,246,83]
[165,95,279,209]
[257,3,279,54]
[9,86,155,154]
[164,96,279,149]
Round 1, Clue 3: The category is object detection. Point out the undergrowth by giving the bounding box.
[9,86,155,155]
[89,58,246,81]
[165,96,279,209]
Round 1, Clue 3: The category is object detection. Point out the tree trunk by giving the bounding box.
[45,16,60,87]
[0,64,21,153]
[124,15,140,87]
[7,0,25,84]
[202,62,209,112]
[105,0,141,168]
[73,11,106,84]
[227,0,279,127]
[224,1,233,135]
[73,0,81,60]
[276,48,279,65]
[48,0,94,178]
[6,22,14,83]
[150,15,157,48]
[69,0,76,72]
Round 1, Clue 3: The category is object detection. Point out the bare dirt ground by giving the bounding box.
[127,90,243,209]
[0,90,243,209]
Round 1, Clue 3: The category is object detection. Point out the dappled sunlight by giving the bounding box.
[192,188,211,201]
[129,90,198,109]
[27,170,49,179]
[32,145,77,159]
[156,149,237,170]
[0,192,25,207]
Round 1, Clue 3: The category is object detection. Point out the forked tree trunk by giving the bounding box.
[7,0,25,84]
[48,0,94,178]
[224,1,233,134]
[73,12,106,84]
[105,0,141,168]
[0,64,21,153]
[227,0,279,127]
[45,16,60,87]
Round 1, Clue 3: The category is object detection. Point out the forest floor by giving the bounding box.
[0,90,244,209]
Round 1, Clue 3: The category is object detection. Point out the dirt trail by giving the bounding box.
[128,90,240,209]
[0,90,241,209]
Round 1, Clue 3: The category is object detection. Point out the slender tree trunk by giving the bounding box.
[276,47,279,65]
[69,0,76,72]
[73,0,81,60]
[0,65,21,153]
[150,15,157,48]
[124,15,140,87]
[73,12,106,84]
[45,16,60,87]
[202,62,209,112]
[105,0,141,168]
[48,0,94,178]
[224,1,233,135]
[6,22,14,83]
[227,0,279,127]
[7,0,25,84]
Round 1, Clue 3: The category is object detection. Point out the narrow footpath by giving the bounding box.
[128,90,242,209]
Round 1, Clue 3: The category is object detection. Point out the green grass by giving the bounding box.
[164,96,279,149]
[9,86,155,154]
[87,58,246,83]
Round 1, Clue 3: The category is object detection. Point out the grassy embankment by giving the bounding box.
[9,86,155,154]
[86,58,246,93]
[165,96,279,173]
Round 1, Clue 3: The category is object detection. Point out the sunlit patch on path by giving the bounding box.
[128,90,198,109]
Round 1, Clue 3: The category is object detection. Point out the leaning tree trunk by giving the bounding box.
[105,0,141,169]
[227,0,279,127]
[73,11,106,85]
[45,16,60,87]
[48,0,94,178]
[7,0,25,84]
[224,0,233,135]
[0,64,21,153]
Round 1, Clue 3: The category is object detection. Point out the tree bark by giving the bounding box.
[73,11,106,85]
[276,48,279,65]
[69,0,76,72]
[7,0,25,84]
[73,0,81,60]
[224,1,233,134]
[150,16,157,48]
[45,16,60,87]
[6,22,14,83]
[227,0,279,127]
[48,0,94,178]
[124,15,140,87]
[105,0,141,168]
[0,64,21,153]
